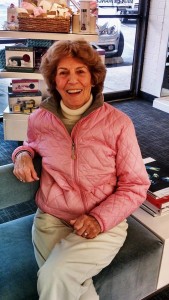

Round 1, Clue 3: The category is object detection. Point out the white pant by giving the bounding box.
[32,209,128,300]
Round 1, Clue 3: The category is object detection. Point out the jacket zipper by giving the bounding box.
[71,141,76,160]
[71,139,87,212]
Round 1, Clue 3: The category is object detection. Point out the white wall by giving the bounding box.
[141,0,169,97]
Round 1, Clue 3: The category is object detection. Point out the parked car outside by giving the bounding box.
[97,7,124,58]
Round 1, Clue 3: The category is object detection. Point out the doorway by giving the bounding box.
[95,0,150,101]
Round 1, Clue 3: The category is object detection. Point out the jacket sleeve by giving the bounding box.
[89,118,150,232]
[12,113,37,162]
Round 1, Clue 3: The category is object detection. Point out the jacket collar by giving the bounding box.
[40,92,104,118]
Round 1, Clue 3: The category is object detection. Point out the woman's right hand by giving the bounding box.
[13,151,39,183]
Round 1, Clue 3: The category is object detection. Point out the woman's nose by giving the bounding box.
[68,72,78,83]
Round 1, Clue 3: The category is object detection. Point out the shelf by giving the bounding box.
[0,30,98,80]
[0,69,43,80]
[0,30,98,42]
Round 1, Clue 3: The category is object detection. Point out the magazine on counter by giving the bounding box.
[143,157,169,209]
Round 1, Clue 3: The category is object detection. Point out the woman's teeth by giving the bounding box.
[67,89,81,94]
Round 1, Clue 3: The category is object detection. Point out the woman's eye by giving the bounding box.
[58,71,67,76]
[77,69,85,74]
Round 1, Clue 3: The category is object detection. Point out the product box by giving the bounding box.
[11,79,39,93]
[8,91,42,114]
[5,46,35,72]
[7,4,18,24]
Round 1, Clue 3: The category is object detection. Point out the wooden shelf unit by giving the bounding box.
[0,30,98,42]
[0,30,98,138]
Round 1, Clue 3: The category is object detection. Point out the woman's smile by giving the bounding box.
[66,89,82,94]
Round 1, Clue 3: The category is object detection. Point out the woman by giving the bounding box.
[12,39,150,300]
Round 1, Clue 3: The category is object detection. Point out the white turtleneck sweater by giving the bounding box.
[60,95,93,133]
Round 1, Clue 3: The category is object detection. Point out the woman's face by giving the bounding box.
[55,56,93,109]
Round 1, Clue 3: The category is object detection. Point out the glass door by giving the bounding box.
[95,0,150,101]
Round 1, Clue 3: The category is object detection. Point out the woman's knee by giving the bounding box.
[37,252,72,288]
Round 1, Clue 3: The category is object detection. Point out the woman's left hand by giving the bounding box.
[70,214,101,239]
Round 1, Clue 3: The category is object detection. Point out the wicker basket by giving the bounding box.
[18,16,71,33]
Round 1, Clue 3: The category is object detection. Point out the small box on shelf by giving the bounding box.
[11,79,39,93]
[8,91,42,114]
[5,45,34,72]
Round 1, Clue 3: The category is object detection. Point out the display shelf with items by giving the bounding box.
[0,0,98,136]
[0,0,98,80]
[0,32,98,78]
[3,1,72,32]
[1,0,98,35]
[0,32,98,80]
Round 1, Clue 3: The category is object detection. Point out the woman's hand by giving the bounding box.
[70,214,101,239]
[13,152,39,183]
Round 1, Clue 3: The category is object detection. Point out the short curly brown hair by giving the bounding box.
[40,39,106,100]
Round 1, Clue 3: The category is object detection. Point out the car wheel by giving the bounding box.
[116,32,124,57]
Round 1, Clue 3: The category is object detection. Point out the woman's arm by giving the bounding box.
[89,120,150,232]
[12,113,39,182]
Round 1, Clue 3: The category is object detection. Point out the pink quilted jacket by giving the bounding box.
[12,94,150,232]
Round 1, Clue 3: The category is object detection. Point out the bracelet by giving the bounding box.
[15,150,32,161]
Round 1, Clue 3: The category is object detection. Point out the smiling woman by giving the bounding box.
[11,38,150,300]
